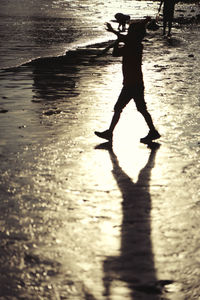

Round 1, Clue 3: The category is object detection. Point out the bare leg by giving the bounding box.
[163,20,167,35]
[139,109,160,143]
[108,87,131,133]
[168,20,172,36]
[109,107,157,133]
[140,109,156,132]
[94,110,122,141]
[94,87,129,140]
[108,111,121,133]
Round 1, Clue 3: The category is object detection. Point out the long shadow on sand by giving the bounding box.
[96,142,172,299]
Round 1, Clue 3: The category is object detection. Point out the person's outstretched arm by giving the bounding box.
[106,22,126,42]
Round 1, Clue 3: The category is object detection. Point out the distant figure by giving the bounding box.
[95,18,160,144]
[158,0,176,36]
[115,13,130,32]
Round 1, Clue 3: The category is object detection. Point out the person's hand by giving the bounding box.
[106,22,114,32]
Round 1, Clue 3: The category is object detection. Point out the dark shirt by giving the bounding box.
[113,42,144,87]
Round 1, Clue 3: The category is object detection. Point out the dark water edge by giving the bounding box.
[1,6,199,72]
[0,0,199,70]
[0,39,114,72]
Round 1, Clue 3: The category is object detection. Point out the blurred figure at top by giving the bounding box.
[158,0,177,36]
[115,13,130,32]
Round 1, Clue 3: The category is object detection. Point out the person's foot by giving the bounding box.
[140,130,161,144]
[94,130,113,141]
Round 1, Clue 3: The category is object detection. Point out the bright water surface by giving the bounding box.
[0,0,160,69]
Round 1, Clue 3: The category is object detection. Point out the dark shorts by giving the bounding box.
[114,85,147,113]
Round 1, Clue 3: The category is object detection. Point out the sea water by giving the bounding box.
[0,0,160,69]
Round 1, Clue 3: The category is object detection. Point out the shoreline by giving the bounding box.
[0,1,199,71]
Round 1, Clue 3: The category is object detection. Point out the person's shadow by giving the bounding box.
[95,142,172,299]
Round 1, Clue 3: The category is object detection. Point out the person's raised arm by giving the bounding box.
[106,23,126,42]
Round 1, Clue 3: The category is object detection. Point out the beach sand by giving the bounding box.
[0,17,200,300]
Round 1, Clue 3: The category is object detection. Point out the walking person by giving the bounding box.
[158,0,176,36]
[95,18,160,144]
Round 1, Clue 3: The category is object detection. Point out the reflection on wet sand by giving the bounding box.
[96,142,172,299]
[31,56,80,102]
[30,44,112,100]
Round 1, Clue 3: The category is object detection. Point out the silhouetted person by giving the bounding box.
[158,0,176,36]
[95,18,160,144]
[115,13,130,32]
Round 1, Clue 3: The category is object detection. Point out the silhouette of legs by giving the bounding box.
[163,20,173,36]
[168,20,172,36]
[163,6,175,36]
[163,20,167,35]
[109,110,121,132]
[95,86,160,142]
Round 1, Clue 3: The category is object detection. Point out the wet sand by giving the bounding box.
[0,17,200,300]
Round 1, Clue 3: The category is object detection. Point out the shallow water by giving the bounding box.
[0,0,156,68]
[0,0,199,69]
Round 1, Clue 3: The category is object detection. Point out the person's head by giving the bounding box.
[127,21,146,42]
[115,13,130,24]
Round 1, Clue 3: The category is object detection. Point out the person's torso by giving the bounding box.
[122,43,143,86]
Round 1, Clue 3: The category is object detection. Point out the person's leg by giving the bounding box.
[139,108,161,142]
[140,109,156,132]
[95,110,122,140]
[95,87,132,140]
[166,8,174,36]
[134,87,160,142]
[134,86,154,130]
[163,19,167,35]
[168,20,172,36]
[108,111,121,132]
[109,87,132,132]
